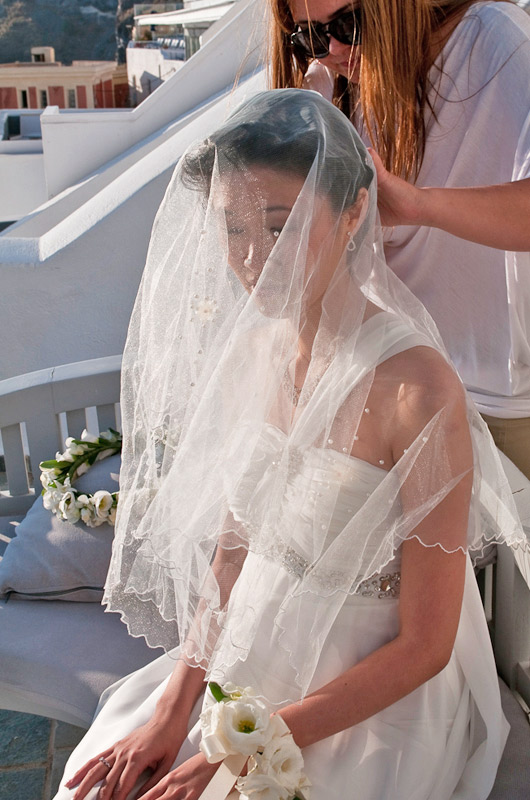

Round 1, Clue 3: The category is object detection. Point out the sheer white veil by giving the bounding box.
[104,89,527,703]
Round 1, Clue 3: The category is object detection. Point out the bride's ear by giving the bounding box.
[343,188,369,237]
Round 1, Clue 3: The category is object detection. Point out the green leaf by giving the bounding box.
[40,460,59,469]
[209,682,229,703]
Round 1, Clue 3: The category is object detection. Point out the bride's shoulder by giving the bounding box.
[378,345,467,418]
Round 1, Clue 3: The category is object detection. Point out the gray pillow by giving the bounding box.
[0,454,120,602]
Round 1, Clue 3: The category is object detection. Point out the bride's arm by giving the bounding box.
[67,515,247,800]
[278,364,472,748]
[152,520,248,724]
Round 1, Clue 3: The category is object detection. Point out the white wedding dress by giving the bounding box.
[54,414,508,800]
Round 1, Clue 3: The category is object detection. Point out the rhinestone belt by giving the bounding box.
[277,545,401,599]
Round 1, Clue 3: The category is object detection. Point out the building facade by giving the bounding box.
[0,47,129,111]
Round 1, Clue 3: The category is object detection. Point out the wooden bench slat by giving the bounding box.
[1,424,28,496]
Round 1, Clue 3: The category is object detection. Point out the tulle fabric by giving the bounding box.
[104,89,527,705]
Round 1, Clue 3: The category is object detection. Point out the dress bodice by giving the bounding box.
[228,423,401,597]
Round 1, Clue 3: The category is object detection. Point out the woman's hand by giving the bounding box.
[368,148,425,228]
[65,714,189,800]
[137,753,218,800]
[369,146,530,251]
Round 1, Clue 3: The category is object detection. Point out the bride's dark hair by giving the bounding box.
[180,91,373,213]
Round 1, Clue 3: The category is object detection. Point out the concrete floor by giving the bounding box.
[0,710,85,800]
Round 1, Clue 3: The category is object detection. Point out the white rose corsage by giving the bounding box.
[199,682,310,800]
[39,428,121,527]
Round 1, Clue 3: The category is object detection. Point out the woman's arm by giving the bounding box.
[279,543,467,748]
[370,148,530,252]
[279,363,472,748]
[67,517,247,800]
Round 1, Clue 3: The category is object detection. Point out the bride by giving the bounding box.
[55,90,526,800]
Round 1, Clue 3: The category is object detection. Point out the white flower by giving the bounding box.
[80,506,96,525]
[95,448,116,462]
[92,490,113,519]
[258,733,305,796]
[57,449,74,463]
[65,438,86,456]
[200,696,272,762]
[192,298,218,322]
[42,489,62,512]
[80,429,99,443]
[222,683,255,701]
[75,462,90,477]
[236,769,290,800]
[58,491,81,523]
[107,505,117,525]
[85,512,106,528]
[40,470,58,489]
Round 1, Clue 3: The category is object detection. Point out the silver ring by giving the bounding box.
[99,756,112,770]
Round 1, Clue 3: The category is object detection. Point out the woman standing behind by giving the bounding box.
[268,0,530,476]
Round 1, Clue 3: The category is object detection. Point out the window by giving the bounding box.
[68,88,76,108]
[40,89,47,108]
[33,53,45,62]
[20,90,28,109]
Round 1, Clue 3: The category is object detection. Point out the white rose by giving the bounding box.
[92,490,113,519]
[236,769,290,800]
[58,491,81,522]
[200,696,272,762]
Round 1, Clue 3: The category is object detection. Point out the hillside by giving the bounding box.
[0,0,136,64]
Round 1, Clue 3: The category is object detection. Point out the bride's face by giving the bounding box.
[214,166,353,316]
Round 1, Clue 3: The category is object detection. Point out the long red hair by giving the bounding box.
[267,0,508,179]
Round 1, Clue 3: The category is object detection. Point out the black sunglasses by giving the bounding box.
[290,7,362,59]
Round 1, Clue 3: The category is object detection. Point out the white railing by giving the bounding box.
[0,356,121,516]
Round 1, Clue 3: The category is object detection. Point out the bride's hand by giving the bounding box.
[136,753,218,799]
[65,714,188,800]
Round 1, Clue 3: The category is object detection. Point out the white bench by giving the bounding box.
[0,356,528,796]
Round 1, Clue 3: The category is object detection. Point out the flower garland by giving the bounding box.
[199,682,310,800]
[39,428,122,527]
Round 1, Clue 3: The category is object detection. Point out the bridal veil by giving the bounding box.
[104,89,527,704]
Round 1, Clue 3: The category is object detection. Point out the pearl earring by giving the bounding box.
[346,232,356,252]
[244,256,253,268]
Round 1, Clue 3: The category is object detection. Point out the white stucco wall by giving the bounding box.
[0,172,168,380]
[0,69,264,381]
[0,152,47,222]
[126,46,184,104]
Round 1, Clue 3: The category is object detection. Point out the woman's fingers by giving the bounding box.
[70,761,112,800]
[135,756,174,797]
[66,751,112,788]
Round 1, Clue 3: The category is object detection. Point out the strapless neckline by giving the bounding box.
[261,422,389,481]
